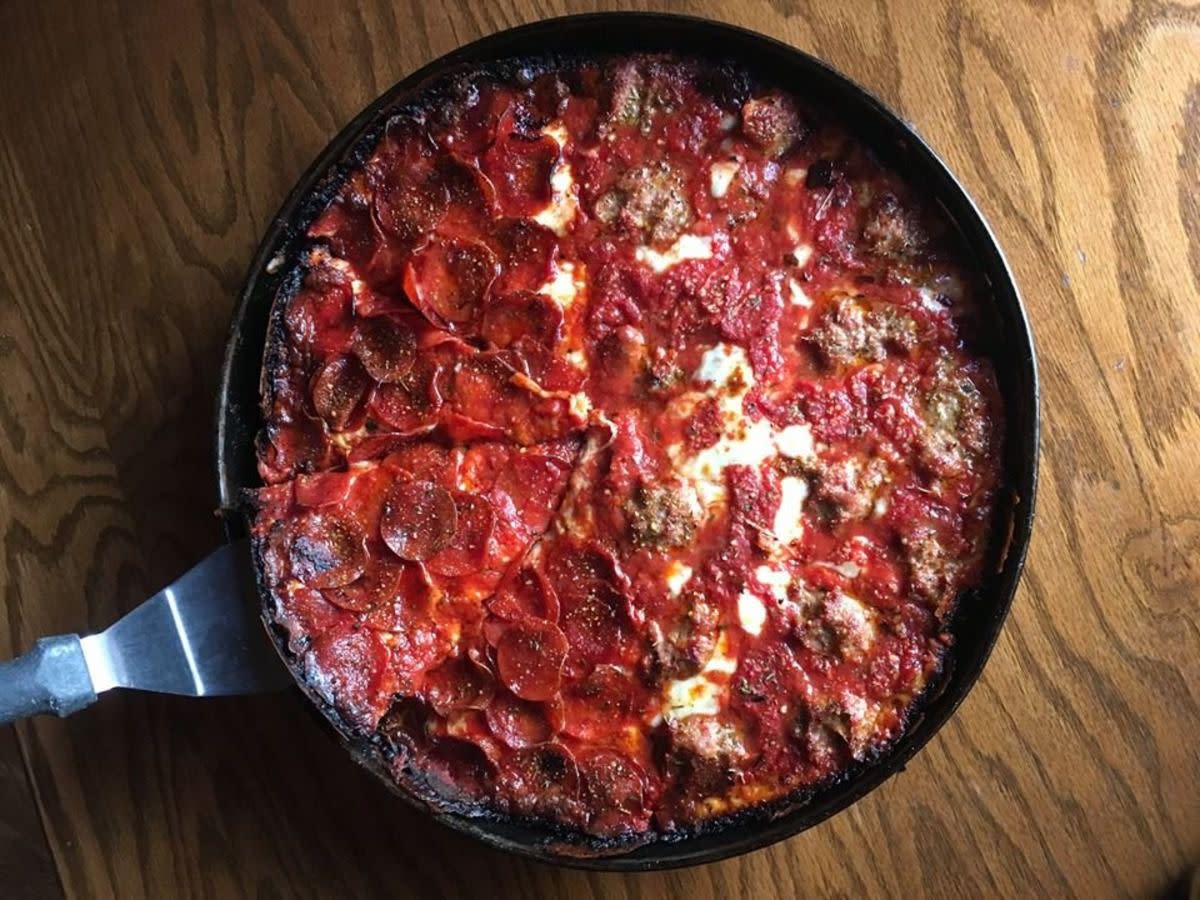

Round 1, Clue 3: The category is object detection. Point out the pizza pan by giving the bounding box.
[215,12,1039,870]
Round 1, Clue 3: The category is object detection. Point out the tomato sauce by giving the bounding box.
[251,54,1003,840]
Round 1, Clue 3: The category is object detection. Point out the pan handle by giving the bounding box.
[0,635,97,725]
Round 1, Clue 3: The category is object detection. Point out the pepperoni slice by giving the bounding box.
[381,443,456,486]
[480,290,563,349]
[561,664,633,740]
[434,156,495,234]
[404,237,498,327]
[488,566,560,622]
[358,561,434,630]
[424,737,498,798]
[352,315,417,383]
[325,559,403,613]
[426,493,495,577]
[546,542,630,665]
[482,133,559,218]
[498,744,582,823]
[374,168,449,242]
[496,620,568,701]
[494,448,576,535]
[578,751,648,834]
[259,416,332,478]
[424,655,497,716]
[380,480,458,561]
[311,355,370,429]
[368,351,445,433]
[448,351,571,444]
[294,469,355,508]
[288,512,368,588]
[305,626,388,726]
[484,692,554,748]
[490,219,558,293]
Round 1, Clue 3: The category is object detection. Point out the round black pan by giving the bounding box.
[214,12,1039,871]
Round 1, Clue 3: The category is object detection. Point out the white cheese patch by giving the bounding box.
[662,633,737,722]
[719,113,739,132]
[694,343,751,388]
[791,244,813,269]
[709,160,740,198]
[872,494,890,518]
[773,475,809,545]
[531,122,579,235]
[754,564,793,602]
[664,561,694,597]
[776,423,814,460]
[635,233,713,273]
[737,590,767,636]
[538,260,583,310]
[533,163,580,235]
[565,348,587,370]
[788,277,813,308]
[569,391,591,420]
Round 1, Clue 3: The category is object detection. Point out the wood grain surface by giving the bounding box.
[1,1,1197,897]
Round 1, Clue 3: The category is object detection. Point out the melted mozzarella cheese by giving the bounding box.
[538,260,583,309]
[635,233,713,273]
[791,243,813,269]
[776,423,815,460]
[709,160,740,198]
[662,633,737,722]
[534,164,579,235]
[737,590,767,636]
[788,277,813,308]
[773,475,809,545]
[754,564,792,602]
[664,560,694,597]
[569,391,591,420]
[532,122,579,236]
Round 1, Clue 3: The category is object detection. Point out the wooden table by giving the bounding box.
[1,2,1197,897]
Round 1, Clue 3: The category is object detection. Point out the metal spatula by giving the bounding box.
[0,541,291,725]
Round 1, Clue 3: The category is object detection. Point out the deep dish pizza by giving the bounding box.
[250,54,1003,842]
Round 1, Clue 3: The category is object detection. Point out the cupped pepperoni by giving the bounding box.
[325,559,402,613]
[312,355,370,428]
[380,480,458,561]
[426,492,495,577]
[434,156,496,234]
[352,315,417,384]
[259,415,332,479]
[488,566,560,622]
[368,352,445,433]
[288,512,368,588]
[578,750,648,834]
[498,743,582,823]
[424,654,497,716]
[496,620,568,701]
[294,469,355,508]
[374,168,449,242]
[490,219,558,294]
[405,237,498,327]
[561,664,633,740]
[482,133,559,218]
[484,691,555,748]
[359,561,435,631]
[480,290,564,349]
[546,542,631,665]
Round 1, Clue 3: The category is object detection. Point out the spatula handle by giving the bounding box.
[0,635,97,725]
